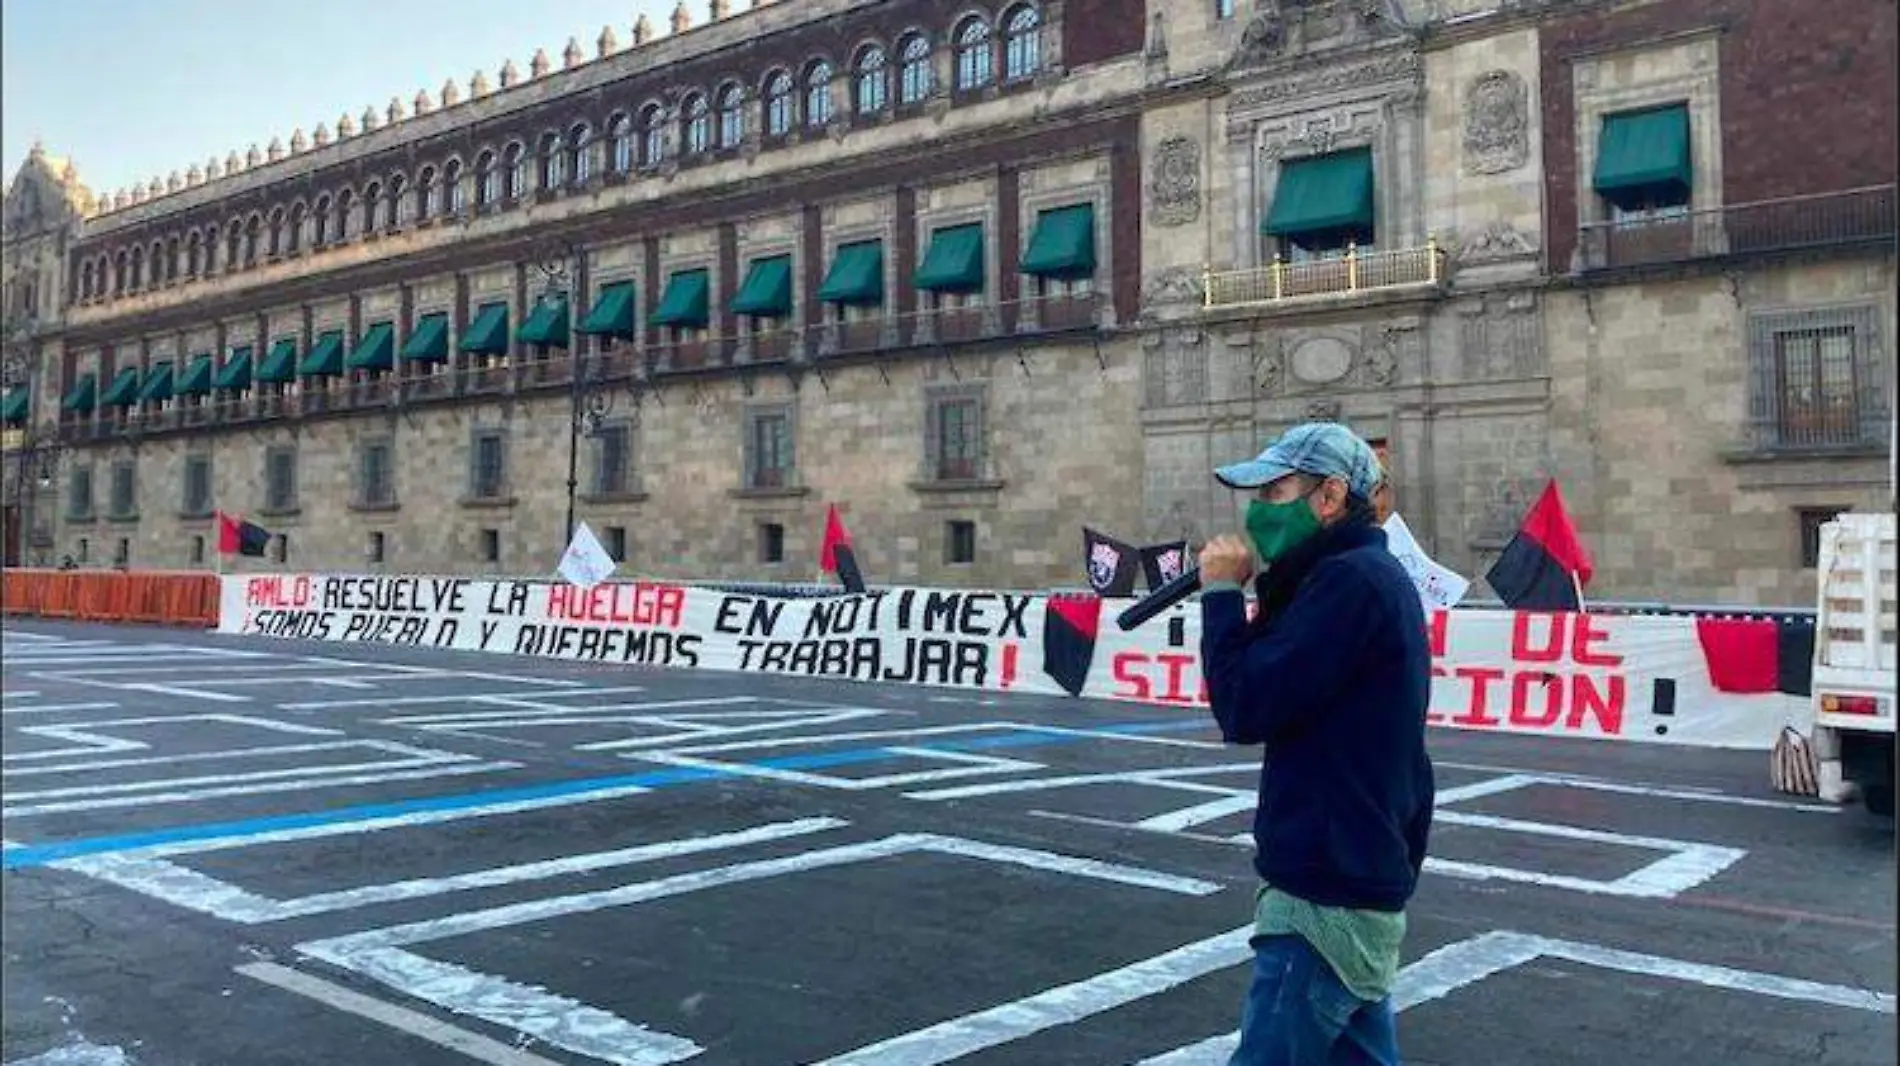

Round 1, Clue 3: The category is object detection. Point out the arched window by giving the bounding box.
[417,167,438,219]
[568,125,591,184]
[80,261,94,300]
[336,189,355,239]
[805,60,834,128]
[149,241,165,284]
[503,143,525,199]
[716,84,744,148]
[244,216,260,265]
[640,105,666,166]
[287,205,304,252]
[361,183,381,233]
[204,226,219,272]
[445,159,465,212]
[313,198,331,244]
[899,35,931,104]
[130,246,143,290]
[609,114,633,172]
[682,94,711,154]
[475,152,498,206]
[268,209,284,256]
[185,235,201,277]
[167,238,180,282]
[765,71,794,136]
[956,17,993,90]
[385,174,405,228]
[1004,5,1042,80]
[113,250,127,294]
[226,224,241,267]
[855,45,888,114]
[539,133,564,190]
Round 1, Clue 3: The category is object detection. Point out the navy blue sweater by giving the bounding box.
[1200,521,1435,912]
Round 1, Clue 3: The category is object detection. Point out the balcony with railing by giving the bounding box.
[1577,185,1896,272]
[1202,239,1448,311]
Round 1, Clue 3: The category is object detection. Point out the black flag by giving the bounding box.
[1081,527,1141,597]
[1139,541,1190,593]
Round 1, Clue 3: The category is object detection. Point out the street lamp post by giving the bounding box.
[3,326,59,567]
[532,240,615,548]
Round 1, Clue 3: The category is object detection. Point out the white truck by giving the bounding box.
[1810,511,1898,815]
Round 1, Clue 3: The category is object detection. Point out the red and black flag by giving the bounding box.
[1041,594,1102,697]
[1139,541,1190,593]
[1694,616,1816,697]
[1484,480,1593,611]
[820,504,867,594]
[1082,527,1141,597]
[216,511,271,557]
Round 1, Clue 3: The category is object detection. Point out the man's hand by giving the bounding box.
[1199,535,1257,585]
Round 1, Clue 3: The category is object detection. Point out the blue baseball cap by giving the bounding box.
[1214,422,1384,499]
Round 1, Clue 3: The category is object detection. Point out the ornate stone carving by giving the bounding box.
[1457,219,1539,263]
[1365,326,1404,387]
[1457,292,1544,380]
[1228,2,1286,69]
[1145,11,1168,62]
[1305,399,1342,422]
[1249,333,1284,396]
[1290,336,1354,385]
[1229,53,1419,109]
[1143,327,1208,409]
[1140,266,1203,308]
[1463,70,1529,175]
[1149,137,1201,227]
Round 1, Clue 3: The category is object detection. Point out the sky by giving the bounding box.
[2,0,677,198]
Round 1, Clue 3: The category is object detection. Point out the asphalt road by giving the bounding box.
[2,620,1894,1066]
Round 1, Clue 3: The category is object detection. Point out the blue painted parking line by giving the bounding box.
[1,718,1214,870]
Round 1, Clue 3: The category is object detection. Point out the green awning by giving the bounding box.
[1594,104,1692,210]
[1261,149,1375,238]
[401,315,449,362]
[460,303,510,355]
[346,322,396,371]
[257,338,298,384]
[816,241,884,306]
[649,269,711,328]
[215,347,253,390]
[137,361,175,403]
[177,354,215,396]
[730,257,793,318]
[100,366,141,407]
[299,331,345,378]
[915,224,985,294]
[516,297,569,349]
[62,373,96,413]
[1021,204,1097,280]
[576,282,637,337]
[2,387,27,424]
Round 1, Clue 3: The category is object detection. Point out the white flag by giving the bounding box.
[1382,512,1470,611]
[558,522,617,589]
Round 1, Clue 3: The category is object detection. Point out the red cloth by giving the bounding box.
[1695,617,1780,694]
[1520,480,1594,586]
[819,504,852,573]
[216,511,240,555]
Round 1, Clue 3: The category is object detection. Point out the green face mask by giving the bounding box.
[1245,494,1323,564]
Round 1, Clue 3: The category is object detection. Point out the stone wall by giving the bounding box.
[58,339,1145,589]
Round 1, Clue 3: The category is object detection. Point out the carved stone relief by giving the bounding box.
[1457,219,1539,264]
[1463,70,1529,176]
[1140,267,1203,310]
[1229,3,1286,69]
[1228,53,1419,110]
[1472,475,1545,549]
[1248,331,1285,396]
[1457,292,1544,380]
[1305,399,1342,422]
[1364,323,1411,388]
[1149,137,1202,227]
[1142,327,1208,409]
[1290,336,1354,385]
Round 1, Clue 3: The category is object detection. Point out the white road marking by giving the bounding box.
[4,714,341,764]
[385,696,768,727]
[4,751,481,803]
[237,961,569,1066]
[632,745,1044,791]
[4,761,517,817]
[1134,928,1895,1064]
[280,684,654,711]
[906,764,1263,802]
[0,702,121,716]
[2,738,447,778]
[296,834,1218,1066]
[70,818,850,923]
[819,926,1256,1066]
[1134,794,1259,833]
[4,1038,133,1066]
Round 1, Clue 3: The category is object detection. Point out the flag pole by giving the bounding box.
[1571,570,1586,614]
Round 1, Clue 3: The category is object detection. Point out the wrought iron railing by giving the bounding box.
[1203,239,1447,309]
[1577,185,1896,271]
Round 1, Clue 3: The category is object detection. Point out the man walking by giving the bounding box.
[1196,422,1435,1066]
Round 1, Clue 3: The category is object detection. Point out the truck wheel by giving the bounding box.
[1865,784,1896,818]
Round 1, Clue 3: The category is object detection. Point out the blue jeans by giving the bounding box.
[1227,934,1401,1066]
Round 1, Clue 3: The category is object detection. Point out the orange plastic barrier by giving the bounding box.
[1,569,220,628]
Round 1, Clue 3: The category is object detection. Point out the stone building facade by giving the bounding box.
[1135,0,1893,607]
[3,0,1895,605]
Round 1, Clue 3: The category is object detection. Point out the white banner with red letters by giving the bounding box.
[218,574,1808,750]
